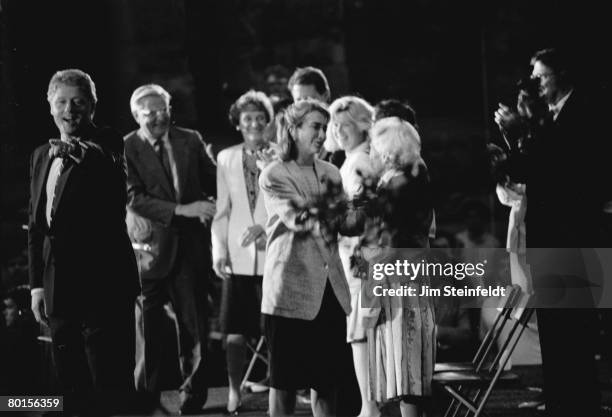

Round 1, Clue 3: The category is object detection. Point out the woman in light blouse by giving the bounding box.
[326,95,380,417]
[211,90,273,414]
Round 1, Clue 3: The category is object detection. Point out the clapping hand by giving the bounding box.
[255,143,281,170]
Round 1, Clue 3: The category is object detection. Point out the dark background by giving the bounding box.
[1,0,610,282]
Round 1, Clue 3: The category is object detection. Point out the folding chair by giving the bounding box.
[434,288,535,417]
[240,336,269,392]
[434,284,522,374]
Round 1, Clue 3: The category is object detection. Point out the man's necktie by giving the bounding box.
[154,139,173,184]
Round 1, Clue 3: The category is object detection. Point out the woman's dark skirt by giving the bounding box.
[264,282,347,393]
[219,274,263,336]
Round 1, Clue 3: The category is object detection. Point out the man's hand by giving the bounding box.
[175,200,216,222]
[48,139,83,162]
[213,257,231,280]
[494,103,523,132]
[494,103,526,148]
[31,290,48,326]
[240,224,265,247]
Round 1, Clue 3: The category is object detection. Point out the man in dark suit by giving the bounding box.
[28,69,140,415]
[496,48,608,417]
[124,84,216,414]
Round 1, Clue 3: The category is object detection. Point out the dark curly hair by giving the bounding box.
[228,90,274,127]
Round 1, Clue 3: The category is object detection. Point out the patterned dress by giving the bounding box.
[365,165,436,401]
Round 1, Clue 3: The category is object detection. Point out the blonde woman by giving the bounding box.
[366,117,435,417]
[327,95,379,417]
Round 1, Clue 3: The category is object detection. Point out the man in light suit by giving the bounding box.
[124,84,216,414]
[28,69,140,415]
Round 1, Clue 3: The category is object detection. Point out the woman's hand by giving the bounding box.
[256,143,281,170]
[240,224,266,247]
[255,233,267,250]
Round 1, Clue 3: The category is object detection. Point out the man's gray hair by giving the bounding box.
[130,84,171,117]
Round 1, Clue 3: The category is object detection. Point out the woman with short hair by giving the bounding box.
[366,117,436,417]
[212,90,273,414]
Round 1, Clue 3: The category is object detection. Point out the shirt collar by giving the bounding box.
[139,127,169,147]
[549,89,573,120]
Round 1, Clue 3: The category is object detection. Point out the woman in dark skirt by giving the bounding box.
[211,90,274,414]
[259,99,352,417]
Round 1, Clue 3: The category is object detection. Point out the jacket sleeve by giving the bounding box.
[195,131,216,198]
[211,151,230,262]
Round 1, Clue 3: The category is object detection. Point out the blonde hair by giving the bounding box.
[370,117,421,170]
[276,99,329,161]
[324,96,374,152]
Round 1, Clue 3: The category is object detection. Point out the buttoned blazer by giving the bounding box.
[259,159,351,320]
[124,126,216,280]
[211,144,267,276]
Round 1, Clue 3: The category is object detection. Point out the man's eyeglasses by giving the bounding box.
[531,73,555,80]
[139,108,170,118]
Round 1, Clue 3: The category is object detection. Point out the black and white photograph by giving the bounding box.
[1,1,611,416]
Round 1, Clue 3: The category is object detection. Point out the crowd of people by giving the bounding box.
[2,46,608,417]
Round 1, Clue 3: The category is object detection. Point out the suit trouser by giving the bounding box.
[141,250,209,396]
[536,308,600,417]
[49,298,136,415]
[531,248,600,417]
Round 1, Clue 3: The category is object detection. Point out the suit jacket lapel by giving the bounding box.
[285,161,311,200]
[234,144,251,213]
[287,159,328,197]
[33,146,53,226]
[136,130,175,200]
[50,160,76,223]
[285,159,333,255]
